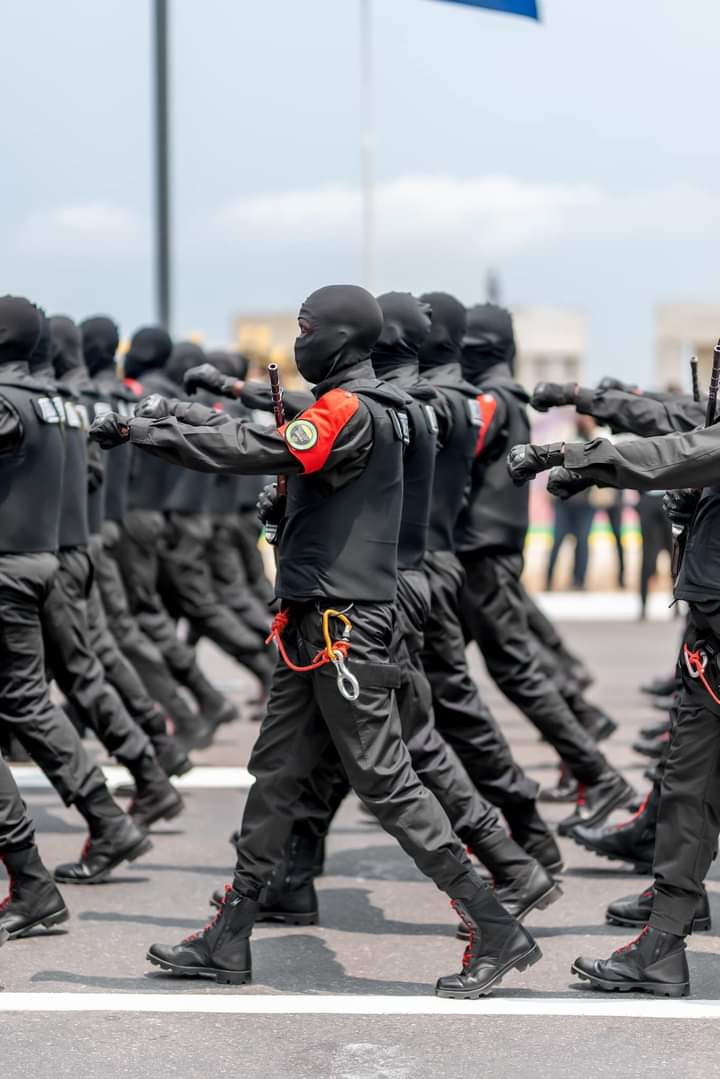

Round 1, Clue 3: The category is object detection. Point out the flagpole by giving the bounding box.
[153,0,171,330]
[360,0,376,291]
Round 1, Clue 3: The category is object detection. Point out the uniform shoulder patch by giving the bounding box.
[284,417,319,451]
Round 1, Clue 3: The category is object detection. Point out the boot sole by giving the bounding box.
[606,912,711,933]
[571,962,689,998]
[559,784,636,836]
[567,829,653,875]
[146,950,251,985]
[5,906,70,940]
[436,943,543,999]
[55,836,154,885]
[131,797,185,831]
[457,884,563,938]
[256,911,319,926]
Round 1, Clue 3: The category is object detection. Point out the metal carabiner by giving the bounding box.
[684,645,708,680]
[331,651,360,701]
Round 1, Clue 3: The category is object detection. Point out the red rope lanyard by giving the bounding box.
[265,609,350,674]
[683,644,720,706]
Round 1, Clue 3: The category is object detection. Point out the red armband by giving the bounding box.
[279,388,360,474]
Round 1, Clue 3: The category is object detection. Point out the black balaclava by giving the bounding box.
[294,284,382,389]
[461,302,516,384]
[0,295,42,372]
[49,315,84,379]
[371,292,431,381]
[29,311,53,380]
[80,316,120,377]
[166,341,206,387]
[417,292,466,373]
[124,326,173,380]
[207,349,249,381]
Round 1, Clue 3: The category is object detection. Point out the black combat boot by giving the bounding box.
[183,661,238,736]
[147,887,259,984]
[539,764,578,805]
[632,732,670,759]
[0,846,69,939]
[557,770,634,835]
[55,788,152,884]
[212,832,320,925]
[568,697,618,743]
[165,688,215,752]
[567,786,659,871]
[123,751,184,830]
[436,885,542,998]
[456,857,562,940]
[144,707,193,778]
[640,718,671,740]
[607,884,711,933]
[640,674,676,698]
[572,926,689,997]
[503,802,564,873]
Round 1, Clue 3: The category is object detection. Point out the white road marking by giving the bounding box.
[535,591,676,622]
[10,765,254,792]
[0,993,718,1018]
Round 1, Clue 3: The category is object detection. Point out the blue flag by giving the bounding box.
[433,0,540,19]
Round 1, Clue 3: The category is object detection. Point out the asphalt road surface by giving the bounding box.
[3,617,719,1079]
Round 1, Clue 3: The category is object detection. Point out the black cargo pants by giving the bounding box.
[0,553,105,806]
[234,601,482,901]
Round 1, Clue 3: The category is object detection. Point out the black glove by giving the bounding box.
[530,382,578,412]
[256,482,286,529]
[546,467,593,500]
[663,488,701,528]
[88,411,130,449]
[597,376,638,393]
[135,393,170,419]
[184,363,238,398]
[507,442,564,486]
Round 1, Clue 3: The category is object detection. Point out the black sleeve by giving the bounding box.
[128,399,374,489]
[575,387,704,436]
[563,425,720,491]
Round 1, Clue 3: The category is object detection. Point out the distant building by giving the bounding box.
[232,312,297,372]
[512,306,586,391]
[655,303,720,390]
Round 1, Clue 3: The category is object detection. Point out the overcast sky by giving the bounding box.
[2,0,719,382]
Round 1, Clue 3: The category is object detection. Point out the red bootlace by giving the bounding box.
[611,792,650,832]
[451,900,475,971]
[183,884,232,943]
[614,925,649,955]
[575,784,587,808]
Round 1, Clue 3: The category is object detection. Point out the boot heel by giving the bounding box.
[42,907,70,930]
[515,943,543,973]
[537,885,563,911]
[127,838,153,863]
[215,969,252,985]
[691,916,712,933]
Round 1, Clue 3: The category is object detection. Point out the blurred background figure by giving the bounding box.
[545,416,597,591]
[636,490,673,620]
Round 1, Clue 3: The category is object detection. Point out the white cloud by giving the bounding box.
[213,174,602,255]
[16,202,146,257]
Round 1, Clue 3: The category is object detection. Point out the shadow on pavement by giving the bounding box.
[316,887,453,938]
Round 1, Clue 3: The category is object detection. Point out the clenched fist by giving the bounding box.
[546,467,593,500]
[184,363,239,398]
[506,442,565,486]
[530,382,578,413]
[89,411,130,449]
